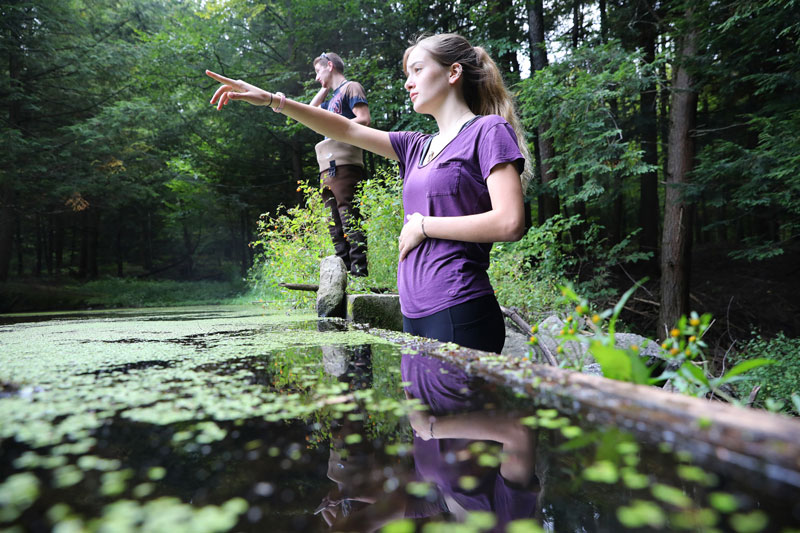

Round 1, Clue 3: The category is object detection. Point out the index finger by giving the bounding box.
[205,70,237,85]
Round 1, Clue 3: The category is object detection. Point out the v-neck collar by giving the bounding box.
[418,115,482,168]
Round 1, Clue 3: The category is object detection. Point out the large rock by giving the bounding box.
[501,327,533,359]
[537,315,595,369]
[316,256,347,318]
[347,294,403,331]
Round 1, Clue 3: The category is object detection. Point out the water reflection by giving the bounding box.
[3,309,800,533]
[317,350,542,532]
[403,353,540,530]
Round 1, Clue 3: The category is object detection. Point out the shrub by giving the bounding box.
[349,166,402,294]
[489,214,650,321]
[249,180,334,307]
[248,166,403,305]
[733,332,800,415]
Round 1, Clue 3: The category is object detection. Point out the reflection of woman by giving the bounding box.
[207,33,529,354]
[403,353,539,530]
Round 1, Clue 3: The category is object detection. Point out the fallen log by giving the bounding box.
[279,282,318,292]
[357,324,800,493]
[500,305,558,366]
[279,282,397,294]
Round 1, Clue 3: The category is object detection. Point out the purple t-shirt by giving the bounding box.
[388,115,524,318]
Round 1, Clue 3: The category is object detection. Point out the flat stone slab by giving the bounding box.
[347,294,403,332]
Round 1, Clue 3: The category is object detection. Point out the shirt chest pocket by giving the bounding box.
[426,161,462,197]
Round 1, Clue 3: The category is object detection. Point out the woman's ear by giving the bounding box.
[449,63,463,85]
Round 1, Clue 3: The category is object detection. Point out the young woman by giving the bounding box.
[207,33,530,353]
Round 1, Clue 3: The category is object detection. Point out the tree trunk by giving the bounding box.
[181,222,194,278]
[240,210,249,278]
[526,0,560,220]
[15,217,23,276]
[638,14,661,264]
[570,0,587,231]
[1,39,22,281]
[46,214,54,275]
[54,213,64,276]
[658,21,698,339]
[115,220,124,277]
[34,213,42,277]
[79,211,89,278]
[599,0,607,43]
[89,210,99,279]
[0,191,14,281]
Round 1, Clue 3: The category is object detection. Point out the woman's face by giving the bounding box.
[404,46,451,114]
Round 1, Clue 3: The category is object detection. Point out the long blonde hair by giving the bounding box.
[403,34,532,190]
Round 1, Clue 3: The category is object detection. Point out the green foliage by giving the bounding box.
[249,180,334,306]
[693,111,800,260]
[80,279,249,308]
[248,166,403,304]
[733,332,800,415]
[553,285,774,402]
[349,167,403,293]
[517,41,658,209]
[489,214,651,319]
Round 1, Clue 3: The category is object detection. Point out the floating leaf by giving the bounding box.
[583,460,619,484]
[617,499,666,528]
[709,492,739,513]
[651,483,691,508]
[730,510,769,533]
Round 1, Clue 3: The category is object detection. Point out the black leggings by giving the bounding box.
[403,294,506,353]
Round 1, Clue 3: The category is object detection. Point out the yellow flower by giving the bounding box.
[566,315,573,323]
[568,328,576,335]
[631,345,639,352]
[661,342,668,350]
[591,314,600,324]
[689,335,697,343]
[685,349,692,356]
[575,305,585,314]
[556,346,564,354]
[529,336,537,344]
[531,325,538,333]
[670,328,680,337]
[690,318,700,327]
[670,347,680,356]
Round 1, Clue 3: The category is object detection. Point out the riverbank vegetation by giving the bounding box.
[2,1,798,411]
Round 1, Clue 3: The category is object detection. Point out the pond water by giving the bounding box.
[1,305,799,532]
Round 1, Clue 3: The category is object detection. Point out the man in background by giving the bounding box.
[310,52,370,277]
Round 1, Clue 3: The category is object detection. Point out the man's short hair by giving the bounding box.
[314,52,345,74]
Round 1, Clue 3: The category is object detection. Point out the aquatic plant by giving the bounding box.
[545,284,775,403]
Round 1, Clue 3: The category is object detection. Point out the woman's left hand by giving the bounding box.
[398,213,427,261]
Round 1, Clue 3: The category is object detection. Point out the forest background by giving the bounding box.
[1,0,798,406]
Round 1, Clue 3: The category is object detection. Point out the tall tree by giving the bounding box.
[658,8,698,337]
[525,0,559,221]
[634,1,661,262]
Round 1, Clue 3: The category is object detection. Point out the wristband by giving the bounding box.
[272,92,286,113]
[421,216,429,238]
[267,92,273,107]
[429,418,435,439]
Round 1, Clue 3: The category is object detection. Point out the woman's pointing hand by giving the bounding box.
[206,70,272,110]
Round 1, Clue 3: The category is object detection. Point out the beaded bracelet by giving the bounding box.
[272,92,286,113]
